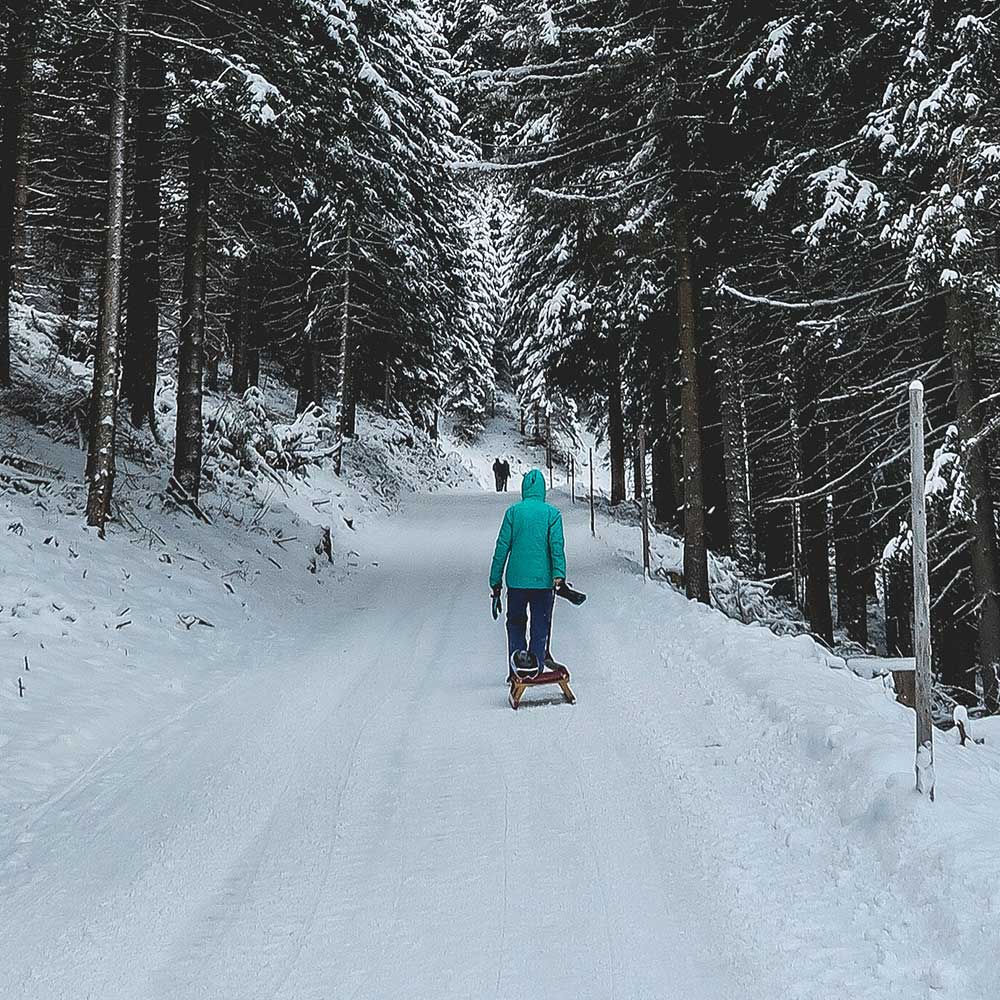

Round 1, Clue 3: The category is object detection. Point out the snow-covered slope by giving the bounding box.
[0,369,475,833]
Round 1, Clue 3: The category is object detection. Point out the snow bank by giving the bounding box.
[0,323,477,849]
[594,510,1000,997]
[597,501,808,635]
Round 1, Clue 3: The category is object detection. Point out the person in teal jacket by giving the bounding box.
[490,468,566,678]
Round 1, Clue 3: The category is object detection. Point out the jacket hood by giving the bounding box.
[521,468,546,501]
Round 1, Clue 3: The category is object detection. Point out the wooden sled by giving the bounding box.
[509,665,576,710]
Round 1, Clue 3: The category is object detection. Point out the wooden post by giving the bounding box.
[639,427,650,578]
[589,447,595,537]
[570,455,575,504]
[910,380,934,800]
[546,413,552,487]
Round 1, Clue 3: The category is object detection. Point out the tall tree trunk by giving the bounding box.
[172,104,212,501]
[0,0,36,386]
[717,310,752,571]
[297,323,320,412]
[833,474,870,647]
[205,350,219,392]
[699,318,729,553]
[85,0,129,530]
[796,364,834,644]
[884,561,914,657]
[297,222,322,413]
[246,333,260,388]
[758,501,794,598]
[674,201,709,603]
[58,263,81,355]
[334,214,352,474]
[11,18,33,295]
[947,290,1000,711]
[230,256,249,394]
[608,329,626,505]
[937,590,978,707]
[650,379,680,529]
[650,319,681,529]
[122,39,165,428]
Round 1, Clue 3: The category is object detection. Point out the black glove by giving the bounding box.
[491,584,502,620]
[555,580,587,606]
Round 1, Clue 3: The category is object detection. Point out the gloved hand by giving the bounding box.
[554,580,587,605]
[491,584,502,621]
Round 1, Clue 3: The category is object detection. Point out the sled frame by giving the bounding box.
[508,666,576,710]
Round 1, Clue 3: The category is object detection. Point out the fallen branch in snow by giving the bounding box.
[953,705,985,746]
[0,451,60,478]
[166,476,212,524]
[177,614,215,630]
[204,388,339,486]
[0,462,53,491]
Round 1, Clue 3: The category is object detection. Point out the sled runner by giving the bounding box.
[508,663,576,710]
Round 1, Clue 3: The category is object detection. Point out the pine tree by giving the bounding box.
[0,0,39,385]
[85,0,129,531]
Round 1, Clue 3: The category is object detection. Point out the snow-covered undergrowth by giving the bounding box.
[0,305,475,832]
[622,584,1000,995]
[593,512,1000,996]
[588,483,1000,989]
[596,497,808,636]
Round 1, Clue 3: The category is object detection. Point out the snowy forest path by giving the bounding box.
[1,488,944,999]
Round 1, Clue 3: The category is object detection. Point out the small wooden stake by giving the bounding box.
[18,678,24,697]
[546,413,553,488]
[570,455,575,504]
[910,380,934,800]
[589,447,595,537]
[638,427,650,578]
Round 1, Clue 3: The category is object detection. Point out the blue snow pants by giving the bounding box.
[506,587,554,674]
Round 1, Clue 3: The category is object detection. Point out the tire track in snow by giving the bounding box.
[276,566,454,999]
[263,671,399,1000]
[494,777,510,1000]
[342,612,443,1000]
[341,578,474,1000]
[147,580,431,999]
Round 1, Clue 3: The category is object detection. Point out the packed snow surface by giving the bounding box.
[3,451,1000,996]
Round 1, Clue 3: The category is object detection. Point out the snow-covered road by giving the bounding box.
[0,488,976,998]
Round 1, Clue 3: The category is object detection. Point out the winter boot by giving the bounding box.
[510,649,539,681]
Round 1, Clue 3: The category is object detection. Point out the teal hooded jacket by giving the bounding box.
[489,468,567,589]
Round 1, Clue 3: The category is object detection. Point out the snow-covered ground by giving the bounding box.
[4,389,1000,997]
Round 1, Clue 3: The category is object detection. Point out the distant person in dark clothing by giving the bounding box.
[500,459,511,491]
[492,457,504,492]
